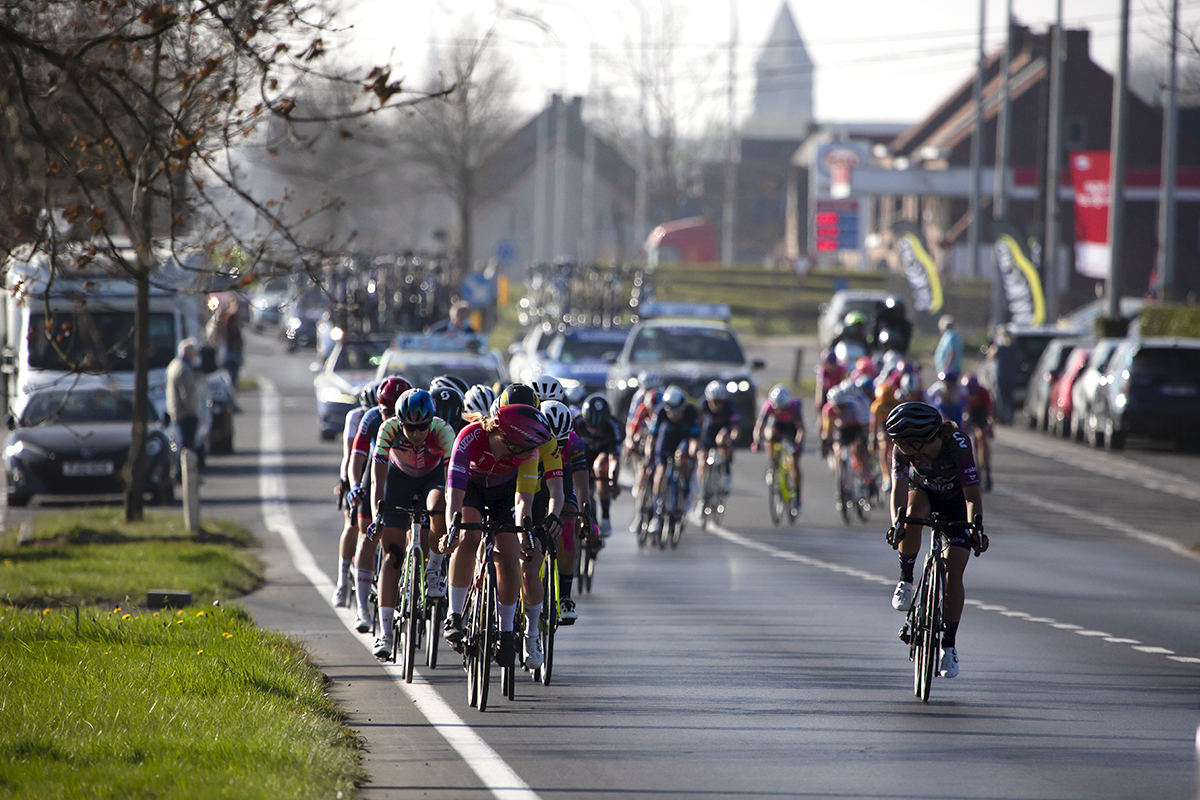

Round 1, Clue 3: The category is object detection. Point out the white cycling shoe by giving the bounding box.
[524,634,545,669]
[332,582,351,608]
[939,646,959,678]
[558,597,578,624]
[426,567,447,599]
[891,580,915,611]
[373,628,394,659]
[648,515,664,535]
[355,609,372,634]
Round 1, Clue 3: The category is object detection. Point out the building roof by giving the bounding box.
[476,95,635,204]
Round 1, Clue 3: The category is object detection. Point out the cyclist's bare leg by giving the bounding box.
[898,489,930,559]
[792,429,804,501]
[494,531,521,606]
[377,522,406,609]
[944,545,969,625]
[446,506,482,616]
[520,540,545,606]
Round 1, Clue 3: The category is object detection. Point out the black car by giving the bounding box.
[607,317,763,442]
[6,387,174,506]
[1089,337,1200,451]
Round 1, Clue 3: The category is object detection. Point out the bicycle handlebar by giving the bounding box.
[886,513,987,556]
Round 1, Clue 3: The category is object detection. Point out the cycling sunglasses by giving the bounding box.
[402,422,430,432]
[504,440,536,456]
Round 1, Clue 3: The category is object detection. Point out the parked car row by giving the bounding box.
[1021,328,1200,452]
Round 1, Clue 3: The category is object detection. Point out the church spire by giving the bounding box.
[743,2,813,141]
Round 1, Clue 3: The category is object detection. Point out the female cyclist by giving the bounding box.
[885,401,988,679]
[368,388,455,657]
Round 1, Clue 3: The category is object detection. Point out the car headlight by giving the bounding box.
[739,380,751,392]
[145,437,163,457]
[5,441,50,460]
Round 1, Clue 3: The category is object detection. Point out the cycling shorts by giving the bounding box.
[966,406,989,430]
[836,424,865,446]
[379,465,444,528]
[356,471,374,522]
[908,487,972,550]
[768,420,801,442]
[653,431,692,465]
[462,476,519,520]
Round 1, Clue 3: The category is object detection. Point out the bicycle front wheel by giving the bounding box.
[477,567,497,712]
[540,553,557,686]
[426,598,443,669]
[914,558,942,702]
[768,463,785,527]
[402,552,421,683]
[838,458,852,526]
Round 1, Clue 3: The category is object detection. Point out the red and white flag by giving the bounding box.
[1069,151,1111,279]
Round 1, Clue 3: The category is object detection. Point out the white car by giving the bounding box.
[376,333,509,392]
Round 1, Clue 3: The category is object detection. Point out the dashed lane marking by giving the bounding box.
[704,517,1198,671]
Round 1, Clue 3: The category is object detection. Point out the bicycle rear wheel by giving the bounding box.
[767,463,784,526]
[465,587,479,708]
[838,457,852,526]
[540,553,557,686]
[426,598,444,669]
[476,567,497,712]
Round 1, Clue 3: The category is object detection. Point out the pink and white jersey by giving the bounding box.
[373,417,456,477]
[760,398,803,426]
[447,421,541,492]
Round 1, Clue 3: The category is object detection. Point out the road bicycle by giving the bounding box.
[634,463,657,549]
[532,520,560,686]
[568,504,600,595]
[888,513,979,702]
[835,441,875,525]
[765,439,799,527]
[699,447,730,528]
[446,511,529,713]
[658,453,691,549]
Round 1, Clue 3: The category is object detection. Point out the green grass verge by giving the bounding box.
[0,509,262,608]
[0,605,365,799]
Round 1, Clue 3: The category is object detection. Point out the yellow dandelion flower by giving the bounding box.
[152,612,160,617]
[175,619,184,625]
[222,632,233,639]
[113,607,121,613]
[122,614,132,620]
[176,610,185,616]
[196,649,203,655]
[195,610,206,617]
[42,609,50,615]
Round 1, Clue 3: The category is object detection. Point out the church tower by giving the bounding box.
[742,2,814,140]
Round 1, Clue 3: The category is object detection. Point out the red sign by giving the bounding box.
[1069,151,1111,279]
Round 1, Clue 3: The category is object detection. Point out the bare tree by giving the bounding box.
[0,0,446,519]
[401,28,518,278]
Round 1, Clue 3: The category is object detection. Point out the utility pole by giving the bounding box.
[534,102,548,263]
[554,93,568,259]
[1107,0,1131,321]
[992,0,1013,326]
[1044,0,1066,324]
[1156,0,1180,302]
[721,1,738,265]
[967,0,986,278]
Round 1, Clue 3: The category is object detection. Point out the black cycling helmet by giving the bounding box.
[359,381,380,408]
[581,393,611,429]
[430,374,470,396]
[885,401,942,443]
[430,386,464,425]
[496,383,539,408]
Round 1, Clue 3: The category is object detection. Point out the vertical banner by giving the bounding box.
[990,220,1046,326]
[892,220,943,314]
[1069,150,1112,279]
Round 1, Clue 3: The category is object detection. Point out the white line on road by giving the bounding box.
[704,517,1198,670]
[257,379,540,800]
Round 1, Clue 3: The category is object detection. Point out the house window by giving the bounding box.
[1066,117,1087,151]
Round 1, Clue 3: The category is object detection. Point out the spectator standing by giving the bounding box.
[166,338,200,451]
[426,300,476,335]
[987,325,1019,425]
[222,298,244,389]
[934,315,963,375]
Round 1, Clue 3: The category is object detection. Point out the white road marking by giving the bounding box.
[993,487,1200,564]
[257,379,540,800]
[705,518,1198,670]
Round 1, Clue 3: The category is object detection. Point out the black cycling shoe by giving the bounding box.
[443,613,464,651]
[496,631,517,668]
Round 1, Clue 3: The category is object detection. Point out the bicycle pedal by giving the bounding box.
[898,623,912,645]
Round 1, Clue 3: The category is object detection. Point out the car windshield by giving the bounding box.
[22,389,134,426]
[630,326,744,364]
[1016,334,1060,364]
[1132,348,1200,379]
[334,342,388,372]
[554,336,625,363]
[1089,342,1118,373]
[382,361,501,388]
[28,311,176,372]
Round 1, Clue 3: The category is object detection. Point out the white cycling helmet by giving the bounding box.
[529,375,567,404]
[768,384,792,408]
[539,400,574,442]
[704,380,729,402]
[662,385,687,410]
[464,384,497,417]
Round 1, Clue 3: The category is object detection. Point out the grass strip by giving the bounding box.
[0,605,364,799]
[0,509,262,608]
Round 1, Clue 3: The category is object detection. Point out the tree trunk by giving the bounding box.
[123,261,150,522]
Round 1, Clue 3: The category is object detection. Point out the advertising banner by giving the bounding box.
[1069,150,1111,279]
[892,220,943,314]
[990,220,1046,326]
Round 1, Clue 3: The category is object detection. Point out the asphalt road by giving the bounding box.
[27,329,1200,800]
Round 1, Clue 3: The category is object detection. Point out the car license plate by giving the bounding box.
[63,461,115,477]
[1161,385,1198,397]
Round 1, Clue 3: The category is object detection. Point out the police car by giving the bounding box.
[374,332,508,393]
[513,326,629,401]
[312,335,392,440]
